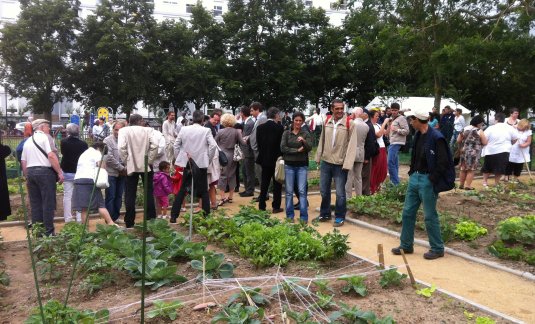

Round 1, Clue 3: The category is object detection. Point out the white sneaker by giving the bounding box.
[115,219,125,224]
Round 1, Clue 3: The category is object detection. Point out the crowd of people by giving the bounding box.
[1,101,531,260]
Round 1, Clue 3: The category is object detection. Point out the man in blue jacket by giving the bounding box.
[391,107,455,260]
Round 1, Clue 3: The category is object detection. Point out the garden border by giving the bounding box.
[344,217,535,282]
[346,251,523,324]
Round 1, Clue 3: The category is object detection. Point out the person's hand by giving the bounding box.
[297,146,304,152]
[364,160,369,164]
[57,173,64,184]
[119,169,128,177]
[297,136,304,142]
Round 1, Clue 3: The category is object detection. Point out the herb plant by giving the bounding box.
[227,287,270,307]
[416,284,436,298]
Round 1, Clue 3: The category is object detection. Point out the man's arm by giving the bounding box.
[118,129,128,163]
[395,117,410,136]
[343,122,358,170]
[103,138,125,172]
[48,152,64,183]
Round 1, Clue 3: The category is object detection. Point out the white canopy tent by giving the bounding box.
[365,96,471,115]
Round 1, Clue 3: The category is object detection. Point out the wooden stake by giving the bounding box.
[400,250,416,287]
[377,244,385,269]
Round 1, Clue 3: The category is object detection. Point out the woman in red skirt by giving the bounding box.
[370,110,389,194]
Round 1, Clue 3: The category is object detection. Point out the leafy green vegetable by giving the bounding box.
[147,300,182,321]
[25,299,109,324]
[454,221,488,241]
[379,266,407,288]
[211,303,264,324]
[338,275,368,297]
[416,284,436,298]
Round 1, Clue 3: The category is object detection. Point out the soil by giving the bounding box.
[348,180,535,275]
[0,223,506,323]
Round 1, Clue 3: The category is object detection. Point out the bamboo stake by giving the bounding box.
[400,250,416,287]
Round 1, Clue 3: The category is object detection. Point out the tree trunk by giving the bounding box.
[433,73,442,110]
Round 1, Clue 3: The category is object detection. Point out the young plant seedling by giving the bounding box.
[338,275,368,297]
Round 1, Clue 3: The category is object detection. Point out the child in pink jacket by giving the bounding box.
[153,161,173,219]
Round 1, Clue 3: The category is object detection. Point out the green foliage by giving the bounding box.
[0,270,10,286]
[190,207,349,267]
[312,279,333,294]
[379,266,407,288]
[381,182,408,202]
[211,303,264,324]
[496,215,535,245]
[190,252,235,280]
[338,275,368,297]
[329,302,395,324]
[25,299,109,324]
[416,284,436,298]
[454,221,488,241]
[316,292,336,310]
[124,257,187,291]
[488,240,525,261]
[227,287,270,307]
[284,306,315,324]
[79,273,115,295]
[347,194,403,224]
[0,0,80,117]
[475,316,496,324]
[147,300,182,321]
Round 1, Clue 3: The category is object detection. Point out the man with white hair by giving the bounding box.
[21,119,64,236]
[345,107,371,198]
[60,123,88,223]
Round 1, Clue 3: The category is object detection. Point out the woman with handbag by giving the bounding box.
[215,113,244,206]
[280,112,313,223]
[71,142,117,226]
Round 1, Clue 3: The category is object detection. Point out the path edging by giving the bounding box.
[346,251,524,324]
[344,217,535,282]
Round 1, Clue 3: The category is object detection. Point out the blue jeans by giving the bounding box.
[284,165,308,221]
[387,144,402,185]
[399,173,444,253]
[319,161,348,220]
[105,175,126,221]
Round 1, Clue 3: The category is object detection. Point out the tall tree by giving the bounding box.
[179,2,226,110]
[0,0,80,121]
[71,0,155,117]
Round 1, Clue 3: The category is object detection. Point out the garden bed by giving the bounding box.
[0,209,505,323]
[347,181,535,275]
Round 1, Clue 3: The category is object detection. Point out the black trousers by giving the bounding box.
[125,171,156,228]
[171,167,210,219]
[242,156,256,194]
[258,165,282,211]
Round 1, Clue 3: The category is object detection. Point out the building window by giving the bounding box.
[186,3,194,13]
[305,0,313,7]
[213,6,222,16]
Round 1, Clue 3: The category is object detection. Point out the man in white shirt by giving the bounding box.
[162,111,177,163]
[21,119,64,236]
[92,119,104,141]
[451,108,466,148]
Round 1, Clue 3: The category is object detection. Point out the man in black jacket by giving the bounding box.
[362,110,378,195]
[256,107,284,212]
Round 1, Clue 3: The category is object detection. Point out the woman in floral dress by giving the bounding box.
[457,115,487,190]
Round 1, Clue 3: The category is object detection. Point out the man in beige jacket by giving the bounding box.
[315,99,358,227]
[118,114,159,228]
